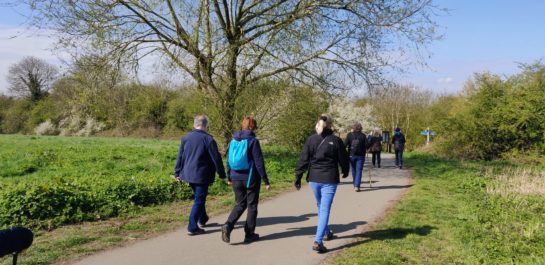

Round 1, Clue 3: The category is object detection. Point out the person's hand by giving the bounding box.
[342,173,348,178]
[173,175,182,182]
[265,184,271,191]
[227,181,232,186]
[294,180,301,191]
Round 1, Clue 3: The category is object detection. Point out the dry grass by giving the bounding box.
[487,168,545,196]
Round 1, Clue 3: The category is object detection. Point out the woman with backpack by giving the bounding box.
[295,114,349,253]
[344,122,367,192]
[368,130,383,168]
[221,117,271,244]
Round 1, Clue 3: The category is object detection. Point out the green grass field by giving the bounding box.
[0,135,299,265]
[331,153,545,265]
[0,135,297,229]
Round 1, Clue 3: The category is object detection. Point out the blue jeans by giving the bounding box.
[309,182,337,244]
[350,156,365,188]
[188,183,209,232]
[395,150,404,166]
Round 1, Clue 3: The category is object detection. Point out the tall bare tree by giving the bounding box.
[27,0,441,144]
[7,56,58,101]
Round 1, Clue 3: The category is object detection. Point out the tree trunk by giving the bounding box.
[219,46,240,151]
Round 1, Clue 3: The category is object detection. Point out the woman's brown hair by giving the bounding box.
[241,116,258,131]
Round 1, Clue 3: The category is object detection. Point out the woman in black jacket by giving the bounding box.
[344,122,367,192]
[368,130,383,168]
[295,114,349,253]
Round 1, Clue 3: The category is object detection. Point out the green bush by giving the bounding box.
[26,97,63,131]
[272,87,329,148]
[0,175,193,228]
[0,99,33,133]
[432,64,545,160]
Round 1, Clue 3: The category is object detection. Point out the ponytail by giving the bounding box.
[315,119,327,135]
[315,114,330,135]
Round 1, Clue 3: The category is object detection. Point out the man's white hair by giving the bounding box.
[194,115,209,128]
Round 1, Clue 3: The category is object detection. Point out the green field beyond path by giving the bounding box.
[0,135,298,229]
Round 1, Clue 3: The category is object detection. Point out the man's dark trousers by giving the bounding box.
[188,183,209,232]
[225,179,261,235]
[395,150,404,167]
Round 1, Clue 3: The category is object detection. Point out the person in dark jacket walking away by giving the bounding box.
[295,114,349,253]
[368,130,382,168]
[174,115,227,235]
[222,117,271,244]
[344,122,367,192]
[392,127,406,169]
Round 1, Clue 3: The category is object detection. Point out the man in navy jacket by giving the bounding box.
[174,115,227,235]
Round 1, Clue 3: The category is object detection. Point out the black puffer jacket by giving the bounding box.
[368,135,382,153]
[295,129,350,184]
[344,131,367,156]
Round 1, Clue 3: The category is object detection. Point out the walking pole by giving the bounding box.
[369,154,372,188]
[367,152,372,188]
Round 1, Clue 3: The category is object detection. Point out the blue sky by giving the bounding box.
[402,0,545,94]
[1,1,545,94]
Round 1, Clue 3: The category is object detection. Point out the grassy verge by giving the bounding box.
[330,153,545,265]
[1,182,295,265]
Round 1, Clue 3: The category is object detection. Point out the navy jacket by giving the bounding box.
[227,130,270,185]
[295,128,349,184]
[392,132,406,151]
[174,129,227,185]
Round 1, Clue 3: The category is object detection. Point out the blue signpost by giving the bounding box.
[420,127,436,145]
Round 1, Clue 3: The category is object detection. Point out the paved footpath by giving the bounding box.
[73,154,411,265]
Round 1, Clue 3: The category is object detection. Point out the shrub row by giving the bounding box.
[0,175,212,229]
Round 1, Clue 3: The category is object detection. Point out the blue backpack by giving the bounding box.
[228,138,253,187]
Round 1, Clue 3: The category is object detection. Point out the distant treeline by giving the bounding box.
[2,56,543,159]
[0,57,328,148]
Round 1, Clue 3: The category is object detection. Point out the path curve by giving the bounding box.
[72,153,411,265]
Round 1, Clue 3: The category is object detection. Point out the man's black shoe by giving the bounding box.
[199,215,209,227]
[187,228,205,236]
[312,242,328,253]
[221,224,232,243]
[243,233,260,243]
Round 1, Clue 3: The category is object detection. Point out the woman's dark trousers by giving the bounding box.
[372,152,381,167]
[225,179,261,235]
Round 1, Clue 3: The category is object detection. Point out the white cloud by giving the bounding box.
[0,24,66,93]
[437,77,453,84]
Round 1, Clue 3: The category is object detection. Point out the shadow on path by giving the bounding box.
[338,181,379,186]
[253,221,367,243]
[232,213,317,228]
[327,225,436,252]
[359,184,414,192]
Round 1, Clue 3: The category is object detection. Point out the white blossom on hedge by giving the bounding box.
[329,98,378,134]
[34,120,59,135]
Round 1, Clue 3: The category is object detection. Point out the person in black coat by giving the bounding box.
[295,113,349,253]
[222,117,271,244]
[174,115,227,235]
[367,130,383,168]
[344,122,367,192]
[392,127,406,169]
